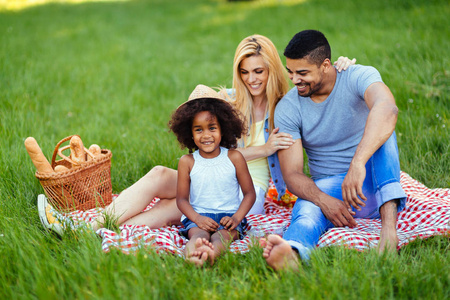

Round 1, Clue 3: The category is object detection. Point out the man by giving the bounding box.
[262,30,407,271]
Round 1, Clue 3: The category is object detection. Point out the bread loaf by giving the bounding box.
[70,136,86,166]
[24,137,54,174]
[54,165,70,173]
[88,144,101,161]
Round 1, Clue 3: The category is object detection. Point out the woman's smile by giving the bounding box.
[240,55,269,100]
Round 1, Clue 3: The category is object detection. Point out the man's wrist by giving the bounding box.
[313,192,329,209]
[350,157,366,169]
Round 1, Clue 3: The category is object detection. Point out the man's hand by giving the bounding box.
[320,196,357,228]
[220,215,240,231]
[342,162,367,211]
[194,215,219,232]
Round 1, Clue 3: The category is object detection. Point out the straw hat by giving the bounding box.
[177,84,228,109]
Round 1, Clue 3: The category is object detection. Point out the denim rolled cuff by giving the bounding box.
[376,181,407,214]
[286,240,312,261]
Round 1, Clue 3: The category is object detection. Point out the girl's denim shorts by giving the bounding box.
[179,212,247,240]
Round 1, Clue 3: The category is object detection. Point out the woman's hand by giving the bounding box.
[265,128,294,156]
[334,56,356,72]
[195,215,219,232]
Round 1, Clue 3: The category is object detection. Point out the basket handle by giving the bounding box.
[51,135,95,168]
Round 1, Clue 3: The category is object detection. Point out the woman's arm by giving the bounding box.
[236,128,294,161]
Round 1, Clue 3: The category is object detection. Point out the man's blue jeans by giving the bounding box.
[283,133,407,260]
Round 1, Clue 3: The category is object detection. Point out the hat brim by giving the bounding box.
[177,84,229,109]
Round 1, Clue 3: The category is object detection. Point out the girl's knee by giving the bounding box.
[215,229,238,242]
[189,230,210,240]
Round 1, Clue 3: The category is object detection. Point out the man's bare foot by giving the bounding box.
[378,200,399,254]
[378,228,399,254]
[187,238,215,266]
[261,234,300,272]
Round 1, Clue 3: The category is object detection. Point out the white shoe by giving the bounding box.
[37,194,66,235]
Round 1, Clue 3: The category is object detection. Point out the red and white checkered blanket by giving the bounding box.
[66,172,450,256]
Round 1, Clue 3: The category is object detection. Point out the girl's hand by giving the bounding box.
[195,215,219,232]
[265,128,294,156]
[220,216,239,231]
[334,56,356,72]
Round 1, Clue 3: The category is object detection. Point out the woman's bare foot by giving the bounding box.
[378,228,399,254]
[187,238,215,266]
[261,234,300,272]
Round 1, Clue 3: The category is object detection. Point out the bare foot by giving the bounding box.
[378,228,399,254]
[188,251,209,266]
[261,234,300,272]
[90,221,100,232]
[187,238,215,266]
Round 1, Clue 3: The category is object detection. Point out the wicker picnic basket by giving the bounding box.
[35,135,113,212]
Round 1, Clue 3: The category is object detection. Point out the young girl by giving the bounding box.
[169,84,256,266]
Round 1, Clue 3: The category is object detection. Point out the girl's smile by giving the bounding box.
[191,111,222,158]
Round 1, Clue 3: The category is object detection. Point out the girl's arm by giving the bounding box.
[225,150,256,228]
[176,154,196,219]
[176,154,219,232]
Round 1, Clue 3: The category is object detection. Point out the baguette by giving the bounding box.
[70,136,86,166]
[24,137,54,174]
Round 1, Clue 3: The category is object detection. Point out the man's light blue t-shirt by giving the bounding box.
[275,65,383,179]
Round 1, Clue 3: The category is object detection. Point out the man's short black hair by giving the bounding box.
[284,30,331,66]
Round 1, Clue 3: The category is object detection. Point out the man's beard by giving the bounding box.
[297,76,323,98]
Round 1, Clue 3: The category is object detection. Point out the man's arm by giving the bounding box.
[278,139,357,228]
[342,82,399,211]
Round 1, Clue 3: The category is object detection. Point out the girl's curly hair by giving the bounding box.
[168,98,247,153]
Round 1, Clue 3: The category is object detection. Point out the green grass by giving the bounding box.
[0,0,449,299]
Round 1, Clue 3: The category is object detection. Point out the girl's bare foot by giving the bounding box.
[188,251,209,266]
[261,234,300,272]
[187,238,215,266]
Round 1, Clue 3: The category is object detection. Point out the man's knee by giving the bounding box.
[292,200,323,218]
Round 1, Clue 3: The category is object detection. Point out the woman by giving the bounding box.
[224,35,292,215]
[38,35,355,233]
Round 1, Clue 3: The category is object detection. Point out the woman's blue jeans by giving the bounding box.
[283,133,407,260]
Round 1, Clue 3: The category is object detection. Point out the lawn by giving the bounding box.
[0,0,449,299]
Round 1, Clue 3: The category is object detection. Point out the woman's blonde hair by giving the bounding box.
[230,35,289,146]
